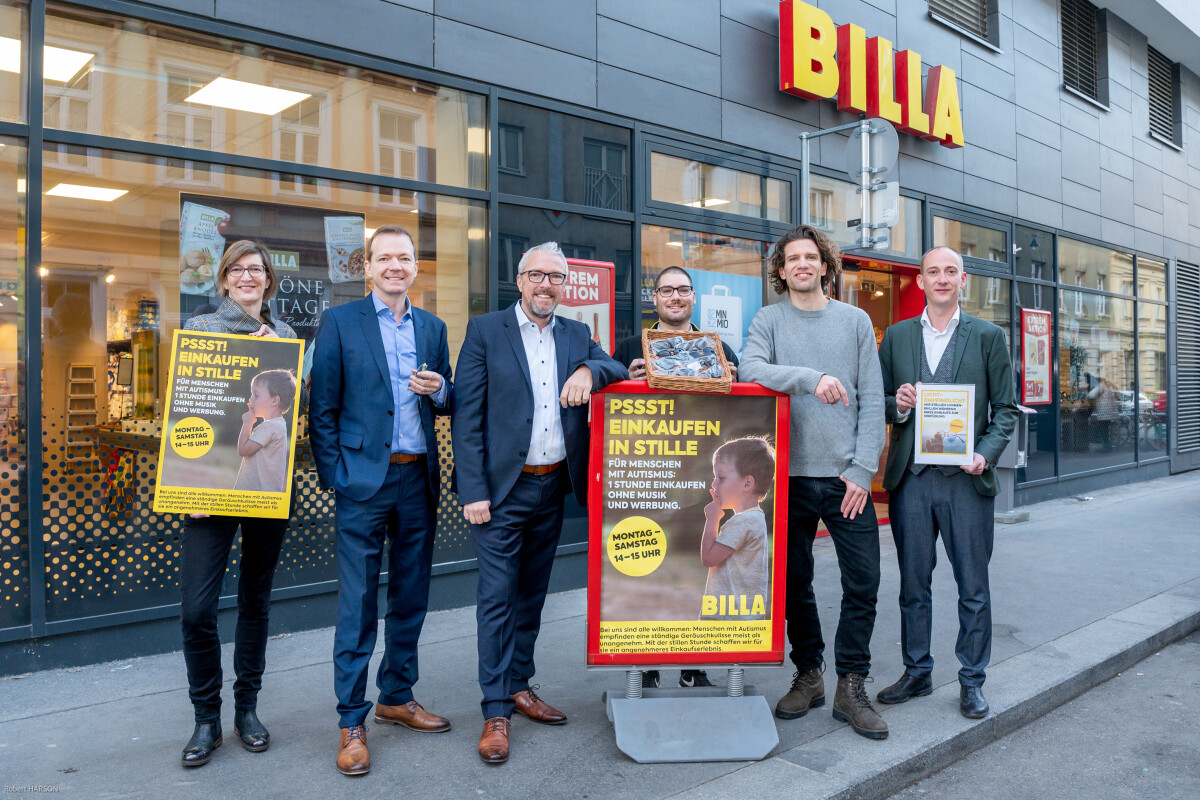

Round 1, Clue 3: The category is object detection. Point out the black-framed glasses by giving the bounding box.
[227,265,266,277]
[520,270,567,285]
[655,285,694,298]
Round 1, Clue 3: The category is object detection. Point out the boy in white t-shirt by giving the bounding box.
[234,369,296,493]
[700,437,776,621]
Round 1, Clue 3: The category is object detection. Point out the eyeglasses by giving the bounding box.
[228,265,266,278]
[520,270,567,285]
[654,285,694,298]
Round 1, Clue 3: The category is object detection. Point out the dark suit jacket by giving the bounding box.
[308,294,453,502]
[452,304,626,508]
[878,311,1018,497]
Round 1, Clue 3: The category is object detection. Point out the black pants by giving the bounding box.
[179,514,288,724]
[785,476,881,676]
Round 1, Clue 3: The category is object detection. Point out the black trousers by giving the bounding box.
[785,476,881,676]
[179,514,288,724]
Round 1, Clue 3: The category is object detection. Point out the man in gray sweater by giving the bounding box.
[739,224,888,740]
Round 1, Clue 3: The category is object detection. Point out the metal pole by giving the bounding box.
[800,133,810,227]
[859,118,871,250]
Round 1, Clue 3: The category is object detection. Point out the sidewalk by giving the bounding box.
[2,471,1199,800]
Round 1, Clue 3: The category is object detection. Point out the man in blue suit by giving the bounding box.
[453,241,625,764]
[310,225,454,777]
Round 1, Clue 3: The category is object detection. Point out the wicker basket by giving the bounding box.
[641,328,733,394]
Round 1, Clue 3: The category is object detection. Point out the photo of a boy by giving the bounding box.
[234,369,297,493]
[700,437,775,620]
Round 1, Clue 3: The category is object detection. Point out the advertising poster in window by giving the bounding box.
[1021,308,1052,405]
[153,330,304,519]
[688,269,762,358]
[556,258,616,351]
[179,194,367,345]
[587,382,789,666]
[914,383,976,466]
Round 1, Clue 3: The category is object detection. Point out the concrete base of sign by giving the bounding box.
[602,687,779,763]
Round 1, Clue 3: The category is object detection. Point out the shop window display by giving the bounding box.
[0,138,26,630]
[1015,281,1057,483]
[40,146,485,620]
[1137,305,1168,457]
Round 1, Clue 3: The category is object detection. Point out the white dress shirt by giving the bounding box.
[514,303,567,466]
[920,306,961,374]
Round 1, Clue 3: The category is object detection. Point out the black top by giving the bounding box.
[612,322,739,369]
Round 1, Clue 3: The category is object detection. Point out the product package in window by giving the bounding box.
[178,201,230,295]
[324,216,366,284]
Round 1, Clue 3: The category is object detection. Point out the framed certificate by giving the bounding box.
[914,383,975,466]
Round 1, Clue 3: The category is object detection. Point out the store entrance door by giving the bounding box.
[839,254,926,522]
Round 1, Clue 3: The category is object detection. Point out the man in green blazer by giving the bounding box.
[875,246,1018,720]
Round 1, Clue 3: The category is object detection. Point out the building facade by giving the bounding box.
[1,0,1197,672]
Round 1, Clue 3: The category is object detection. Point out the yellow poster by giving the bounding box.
[914,383,975,466]
[152,331,304,518]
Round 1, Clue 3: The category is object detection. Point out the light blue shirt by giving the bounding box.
[373,292,448,454]
[513,303,566,465]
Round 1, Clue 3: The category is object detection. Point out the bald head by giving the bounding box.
[917,246,967,313]
[920,246,964,274]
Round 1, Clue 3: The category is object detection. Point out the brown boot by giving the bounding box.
[478,717,510,764]
[774,668,825,719]
[832,674,888,740]
[336,724,370,776]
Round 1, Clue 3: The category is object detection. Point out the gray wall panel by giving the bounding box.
[720,0,777,36]
[1100,169,1135,221]
[1013,20,1058,66]
[1135,228,1166,257]
[1060,101,1100,141]
[436,0,597,59]
[896,0,960,73]
[1062,205,1104,240]
[597,65,722,139]
[721,100,813,158]
[1098,103,1134,153]
[598,0,722,53]
[1062,179,1102,215]
[1010,0,1058,47]
[1018,190,1063,229]
[1013,53,1061,124]
[1164,196,1189,239]
[1101,218,1137,251]
[962,85,1018,158]
[964,176,1018,217]
[961,51,1016,103]
[1060,130,1101,189]
[1015,135,1062,202]
[140,0,215,16]
[433,18,596,106]
[215,0,433,65]
[822,0,896,40]
[1163,173,1189,202]
[1133,160,1165,213]
[386,0,434,12]
[598,17,721,96]
[1100,145,1134,180]
[899,153,965,202]
[720,20,822,125]
[964,146,1017,187]
[1134,205,1165,237]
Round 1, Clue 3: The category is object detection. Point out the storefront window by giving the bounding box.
[933,216,1007,264]
[809,174,921,261]
[39,146,485,620]
[641,224,768,358]
[1137,257,1167,301]
[1138,305,1168,457]
[498,101,631,212]
[960,272,1011,346]
[1014,225,1052,280]
[1015,281,1056,483]
[0,1,27,123]
[1058,289,1136,475]
[1058,237,1133,295]
[0,137,26,629]
[651,152,790,222]
[41,5,487,189]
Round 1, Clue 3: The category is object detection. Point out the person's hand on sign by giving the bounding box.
[960,453,987,476]
[815,374,849,406]
[839,475,869,520]
[463,500,491,525]
[250,323,278,338]
[628,358,647,381]
[560,365,593,407]
[729,363,738,380]
[896,382,917,414]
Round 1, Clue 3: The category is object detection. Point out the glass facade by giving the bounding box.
[650,151,790,222]
[933,216,1008,263]
[811,173,922,261]
[0,137,26,630]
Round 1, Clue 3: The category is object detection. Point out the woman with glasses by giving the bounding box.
[178,240,299,768]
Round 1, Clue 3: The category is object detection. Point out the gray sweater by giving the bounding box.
[739,299,885,491]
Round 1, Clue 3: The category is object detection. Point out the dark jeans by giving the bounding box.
[785,476,881,676]
[889,467,994,687]
[333,460,436,728]
[472,470,564,719]
[179,514,288,724]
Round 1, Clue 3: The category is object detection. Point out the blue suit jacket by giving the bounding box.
[452,304,626,508]
[309,294,453,502]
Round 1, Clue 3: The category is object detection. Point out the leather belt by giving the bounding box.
[522,461,564,476]
[390,452,425,465]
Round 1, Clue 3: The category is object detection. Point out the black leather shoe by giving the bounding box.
[641,670,660,689]
[182,722,222,767]
[234,709,270,752]
[877,672,933,705]
[960,685,989,719]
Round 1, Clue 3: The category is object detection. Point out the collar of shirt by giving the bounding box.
[372,291,412,325]
[919,306,961,336]
[214,297,276,335]
[514,301,555,332]
[652,321,700,331]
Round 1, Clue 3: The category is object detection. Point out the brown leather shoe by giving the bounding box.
[336,724,370,776]
[511,686,567,725]
[374,700,451,732]
[478,717,510,764]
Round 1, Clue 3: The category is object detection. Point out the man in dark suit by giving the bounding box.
[453,241,625,764]
[310,225,454,777]
[875,246,1018,720]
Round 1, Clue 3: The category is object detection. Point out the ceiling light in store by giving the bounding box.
[46,183,127,202]
[105,273,115,284]
[16,179,25,193]
[467,128,486,154]
[364,227,376,238]
[874,290,884,297]
[411,208,419,213]
[38,267,48,278]
[0,38,13,73]
[8,295,15,301]
[0,39,95,83]
[467,229,484,241]
[185,77,310,115]
[665,240,683,247]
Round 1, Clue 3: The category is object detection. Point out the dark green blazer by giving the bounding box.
[878,312,1019,497]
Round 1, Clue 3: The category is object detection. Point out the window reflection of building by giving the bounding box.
[375,104,424,204]
[158,66,218,185]
[276,94,328,197]
[498,124,524,175]
[583,139,627,211]
[42,40,99,172]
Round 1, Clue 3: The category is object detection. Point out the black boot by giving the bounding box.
[182,721,222,767]
[234,709,270,752]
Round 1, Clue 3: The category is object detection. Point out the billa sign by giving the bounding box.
[779,0,965,148]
